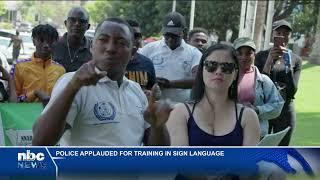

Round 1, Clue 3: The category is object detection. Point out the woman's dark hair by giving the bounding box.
[32,24,59,43]
[191,43,239,102]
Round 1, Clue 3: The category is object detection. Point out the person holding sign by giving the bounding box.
[32,17,172,146]
[255,19,302,146]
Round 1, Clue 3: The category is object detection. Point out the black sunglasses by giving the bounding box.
[163,33,180,39]
[204,61,237,74]
[67,17,88,25]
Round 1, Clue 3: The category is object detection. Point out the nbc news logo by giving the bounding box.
[17,150,46,169]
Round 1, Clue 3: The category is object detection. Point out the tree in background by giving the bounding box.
[85,0,241,41]
[18,1,76,28]
[291,2,320,38]
[0,1,6,17]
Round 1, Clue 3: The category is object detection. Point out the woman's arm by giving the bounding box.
[166,103,190,146]
[241,108,260,146]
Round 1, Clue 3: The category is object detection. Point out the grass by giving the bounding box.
[290,61,320,146]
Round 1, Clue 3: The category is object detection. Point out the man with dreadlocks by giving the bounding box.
[10,24,66,103]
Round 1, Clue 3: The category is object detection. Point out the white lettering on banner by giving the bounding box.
[17,150,46,169]
[18,150,45,161]
[134,150,164,156]
[173,151,188,156]
[52,150,225,158]
[189,151,224,157]
[56,150,79,157]
[80,150,118,156]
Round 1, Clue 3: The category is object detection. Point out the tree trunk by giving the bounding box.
[238,0,257,38]
[263,1,275,50]
[253,1,267,52]
[309,7,320,65]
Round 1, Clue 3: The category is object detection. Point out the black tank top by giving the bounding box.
[185,102,245,146]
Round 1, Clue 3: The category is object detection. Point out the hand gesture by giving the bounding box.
[144,84,174,128]
[156,77,171,89]
[267,46,286,62]
[69,61,108,90]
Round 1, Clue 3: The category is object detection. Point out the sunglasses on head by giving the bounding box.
[203,60,237,74]
[67,17,88,25]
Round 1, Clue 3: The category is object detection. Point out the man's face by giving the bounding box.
[189,32,208,51]
[33,37,56,59]
[273,26,291,47]
[64,9,90,38]
[132,26,142,56]
[91,21,132,77]
[163,32,183,50]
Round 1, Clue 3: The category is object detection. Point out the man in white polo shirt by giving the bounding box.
[32,17,171,146]
[140,12,202,103]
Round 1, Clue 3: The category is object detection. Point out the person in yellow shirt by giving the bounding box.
[10,24,65,103]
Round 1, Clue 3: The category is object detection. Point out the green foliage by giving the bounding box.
[0,1,6,16]
[85,0,241,40]
[291,62,320,146]
[85,1,111,25]
[0,22,13,29]
[18,1,75,27]
[292,2,319,38]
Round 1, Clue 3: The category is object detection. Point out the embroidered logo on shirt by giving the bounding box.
[93,102,116,121]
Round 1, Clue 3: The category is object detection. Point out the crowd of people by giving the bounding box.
[0,5,303,180]
[0,6,301,151]
[0,4,302,179]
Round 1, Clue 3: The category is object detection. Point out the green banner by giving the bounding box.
[0,103,43,146]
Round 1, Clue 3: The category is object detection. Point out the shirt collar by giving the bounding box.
[254,66,264,82]
[61,33,90,50]
[31,53,52,65]
[98,75,130,87]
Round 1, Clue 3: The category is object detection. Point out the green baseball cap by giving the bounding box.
[233,37,256,51]
[272,19,292,31]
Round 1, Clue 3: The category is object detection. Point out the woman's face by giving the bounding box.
[236,46,255,71]
[203,50,237,92]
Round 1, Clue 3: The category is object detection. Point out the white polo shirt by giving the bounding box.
[140,39,202,103]
[43,72,149,146]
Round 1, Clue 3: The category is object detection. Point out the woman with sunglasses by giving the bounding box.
[233,37,284,139]
[167,44,260,147]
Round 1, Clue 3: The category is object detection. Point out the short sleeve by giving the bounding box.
[191,48,202,70]
[139,43,153,58]
[42,72,80,128]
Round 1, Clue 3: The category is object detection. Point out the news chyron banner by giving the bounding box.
[0,103,43,146]
[0,147,319,178]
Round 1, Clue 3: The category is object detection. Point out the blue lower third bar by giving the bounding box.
[0,147,318,177]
